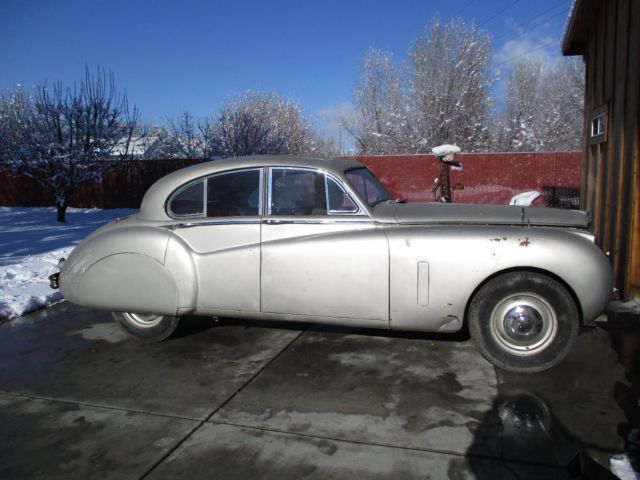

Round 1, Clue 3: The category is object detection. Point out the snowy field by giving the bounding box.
[0,207,137,320]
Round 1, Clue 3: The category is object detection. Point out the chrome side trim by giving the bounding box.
[267,167,274,215]
[263,219,294,225]
[262,218,373,225]
[161,219,262,230]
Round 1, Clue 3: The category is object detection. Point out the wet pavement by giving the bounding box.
[0,303,638,479]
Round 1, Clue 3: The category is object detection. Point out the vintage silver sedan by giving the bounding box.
[53,156,613,372]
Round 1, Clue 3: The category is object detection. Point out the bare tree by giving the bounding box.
[2,67,138,222]
[0,86,33,163]
[165,111,205,159]
[497,60,544,151]
[495,57,584,152]
[307,130,341,157]
[197,119,218,160]
[210,91,312,158]
[344,19,494,154]
[410,18,494,152]
[343,49,409,154]
[538,57,585,151]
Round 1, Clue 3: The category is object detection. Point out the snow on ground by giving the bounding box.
[610,428,640,480]
[0,207,137,320]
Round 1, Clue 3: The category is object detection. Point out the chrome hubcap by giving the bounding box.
[123,312,163,328]
[490,294,557,356]
[504,306,544,341]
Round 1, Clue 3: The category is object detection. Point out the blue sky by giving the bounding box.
[1,0,573,136]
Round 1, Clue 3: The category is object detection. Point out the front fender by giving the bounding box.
[388,225,612,331]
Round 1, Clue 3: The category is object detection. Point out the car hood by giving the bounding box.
[372,202,591,229]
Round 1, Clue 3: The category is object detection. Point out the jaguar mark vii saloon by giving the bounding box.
[51,156,613,372]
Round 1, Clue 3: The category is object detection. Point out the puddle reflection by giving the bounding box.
[466,390,621,478]
[466,326,639,478]
[608,326,640,479]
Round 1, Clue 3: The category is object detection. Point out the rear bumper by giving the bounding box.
[49,273,60,290]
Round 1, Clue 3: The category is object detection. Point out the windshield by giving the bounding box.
[345,168,391,207]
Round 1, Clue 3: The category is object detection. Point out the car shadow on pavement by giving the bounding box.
[170,316,312,341]
[172,315,471,344]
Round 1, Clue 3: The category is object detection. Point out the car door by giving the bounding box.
[261,167,389,321]
[167,168,262,313]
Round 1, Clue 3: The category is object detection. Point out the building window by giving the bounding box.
[590,106,607,143]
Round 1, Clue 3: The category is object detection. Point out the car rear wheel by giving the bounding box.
[112,312,179,343]
[468,272,579,373]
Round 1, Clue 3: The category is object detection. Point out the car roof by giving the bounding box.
[138,155,366,220]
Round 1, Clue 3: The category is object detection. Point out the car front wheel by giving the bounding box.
[468,272,579,373]
[112,312,179,343]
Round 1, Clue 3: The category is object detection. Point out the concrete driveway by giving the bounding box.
[0,303,636,479]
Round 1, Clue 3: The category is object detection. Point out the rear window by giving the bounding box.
[207,169,261,217]
[167,169,261,218]
[169,180,204,216]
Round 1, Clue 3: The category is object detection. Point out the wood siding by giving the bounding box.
[577,0,640,299]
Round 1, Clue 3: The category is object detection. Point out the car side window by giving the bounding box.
[271,169,325,215]
[168,169,261,219]
[169,180,204,216]
[207,169,261,217]
[327,177,358,213]
[269,168,359,216]
[345,168,390,207]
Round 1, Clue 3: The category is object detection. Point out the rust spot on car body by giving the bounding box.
[438,315,461,331]
[490,237,507,242]
[519,237,531,247]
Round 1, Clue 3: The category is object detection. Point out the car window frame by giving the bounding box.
[166,167,264,220]
[166,178,206,219]
[344,167,391,208]
[266,166,365,217]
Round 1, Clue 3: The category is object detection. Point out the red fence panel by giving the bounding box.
[353,152,582,207]
[0,153,582,209]
[0,159,201,209]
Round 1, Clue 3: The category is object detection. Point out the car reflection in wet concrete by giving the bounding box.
[462,318,640,479]
[608,316,640,479]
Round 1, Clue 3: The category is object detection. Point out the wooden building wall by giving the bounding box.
[567,0,640,299]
